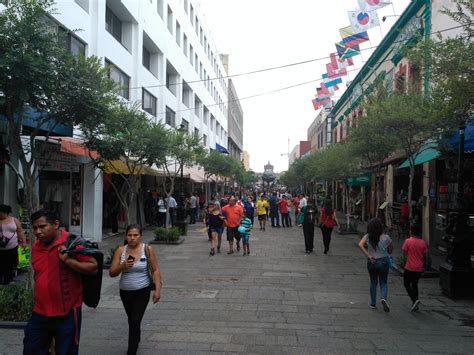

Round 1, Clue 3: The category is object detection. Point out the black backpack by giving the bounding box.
[64,234,104,308]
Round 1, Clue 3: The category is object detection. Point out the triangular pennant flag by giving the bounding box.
[348,9,380,33]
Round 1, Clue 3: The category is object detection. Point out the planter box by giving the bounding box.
[0,321,27,329]
[150,236,185,245]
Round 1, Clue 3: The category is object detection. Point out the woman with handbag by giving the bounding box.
[0,204,27,285]
[109,224,161,355]
[358,218,393,312]
[318,199,340,254]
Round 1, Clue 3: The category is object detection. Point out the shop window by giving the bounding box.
[142,89,157,117]
[165,106,175,126]
[105,59,130,100]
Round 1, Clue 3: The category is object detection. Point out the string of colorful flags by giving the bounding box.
[312,0,392,110]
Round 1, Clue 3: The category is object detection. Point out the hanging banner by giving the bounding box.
[348,9,380,33]
[358,0,391,12]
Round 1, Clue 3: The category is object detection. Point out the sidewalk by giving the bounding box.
[2,221,473,354]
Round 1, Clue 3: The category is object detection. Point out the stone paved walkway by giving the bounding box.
[2,223,474,354]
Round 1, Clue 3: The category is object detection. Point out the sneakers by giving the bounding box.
[381,299,390,313]
[368,303,376,309]
[210,248,215,256]
[411,300,420,312]
[227,250,234,255]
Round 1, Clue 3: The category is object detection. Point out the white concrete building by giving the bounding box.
[0,0,229,241]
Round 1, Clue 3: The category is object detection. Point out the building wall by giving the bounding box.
[51,0,228,150]
[226,78,244,161]
[299,141,311,157]
[242,151,250,171]
[289,144,300,165]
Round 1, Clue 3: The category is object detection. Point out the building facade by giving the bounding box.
[0,0,230,240]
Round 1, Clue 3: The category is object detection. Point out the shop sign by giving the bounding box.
[36,142,79,172]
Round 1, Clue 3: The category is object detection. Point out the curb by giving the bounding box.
[150,236,185,245]
[0,321,27,329]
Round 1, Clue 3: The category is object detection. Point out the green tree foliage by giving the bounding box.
[0,0,117,214]
[82,103,155,224]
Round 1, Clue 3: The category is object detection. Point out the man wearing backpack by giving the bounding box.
[24,209,98,355]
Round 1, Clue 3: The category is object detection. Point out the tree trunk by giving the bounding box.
[408,161,415,226]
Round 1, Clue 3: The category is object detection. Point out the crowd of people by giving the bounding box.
[0,195,429,354]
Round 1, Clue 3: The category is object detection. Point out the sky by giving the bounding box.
[199,0,411,173]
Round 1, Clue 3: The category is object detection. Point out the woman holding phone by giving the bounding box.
[109,224,162,355]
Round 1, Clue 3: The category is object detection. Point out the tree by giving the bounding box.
[199,150,236,202]
[81,103,156,224]
[148,128,204,225]
[0,0,117,215]
[348,89,398,217]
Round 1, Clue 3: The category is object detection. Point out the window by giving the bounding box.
[194,95,202,118]
[167,6,173,34]
[203,134,207,147]
[210,115,215,131]
[105,6,122,43]
[105,59,130,100]
[165,107,175,126]
[183,34,188,57]
[58,27,86,56]
[182,80,192,107]
[142,46,151,70]
[181,119,189,132]
[175,21,181,46]
[189,45,194,65]
[142,89,157,116]
[183,0,188,14]
[199,27,203,45]
[190,4,194,25]
[157,0,164,18]
[194,128,199,137]
[195,18,199,36]
[194,54,198,73]
[166,61,179,96]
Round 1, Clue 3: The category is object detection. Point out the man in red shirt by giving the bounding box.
[278,196,291,227]
[221,196,244,254]
[24,209,98,355]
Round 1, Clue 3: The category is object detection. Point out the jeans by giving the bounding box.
[281,213,290,227]
[23,308,81,355]
[321,226,333,251]
[303,223,315,252]
[120,286,151,355]
[190,207,198,224]
[403,269,422,303]
[367,257,389,305]
[270,212,280,227]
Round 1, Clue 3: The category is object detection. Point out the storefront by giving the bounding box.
[36,138,103,241]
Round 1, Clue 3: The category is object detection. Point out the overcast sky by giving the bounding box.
[199,0,410,173]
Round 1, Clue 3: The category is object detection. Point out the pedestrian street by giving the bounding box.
[3,223,474,354]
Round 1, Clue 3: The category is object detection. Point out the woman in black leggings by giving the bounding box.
[110,224,162,355]
[318,199,340,254]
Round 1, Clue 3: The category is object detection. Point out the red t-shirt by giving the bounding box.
[320,208,335,228]
[402,236,427,272]
[221,204,244,227]
[292,198,300,210]
[32,230,90,316]
[278,199,289,214]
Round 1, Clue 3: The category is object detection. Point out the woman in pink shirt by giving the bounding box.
[402,224,427,312]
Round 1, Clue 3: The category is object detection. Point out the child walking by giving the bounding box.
[402,224,427,312]
[239,216,253,256]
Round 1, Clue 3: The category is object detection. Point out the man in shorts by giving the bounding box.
[256,195,269,231]
[221,197,244,254]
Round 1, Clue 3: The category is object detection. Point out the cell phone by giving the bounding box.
[127,255,135,261]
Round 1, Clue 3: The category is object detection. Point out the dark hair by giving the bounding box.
[126,224,142,235]
[410,224,422,237]
[0,204,12,214]
[367,218,384,250]
[30,209,60,224]
[324,199,332,216]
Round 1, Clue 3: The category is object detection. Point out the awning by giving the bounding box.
[346,172,371,186]
[449,123,474,154]
[215,143,229,154]
[104,160,162,176]
[52,137,99,159]
[398,141,440,169]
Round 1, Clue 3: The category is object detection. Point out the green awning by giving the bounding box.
[346,173,371,186]
[398,141,440,169]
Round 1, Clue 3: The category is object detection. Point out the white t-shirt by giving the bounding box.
[299,198,307,209]
[168,196,177,208]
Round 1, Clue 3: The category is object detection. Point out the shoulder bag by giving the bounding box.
[144,244,156,290]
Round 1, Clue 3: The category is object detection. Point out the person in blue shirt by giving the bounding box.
[243,196,255,225]
[239,216,253,256]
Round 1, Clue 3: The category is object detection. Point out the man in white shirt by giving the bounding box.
[298,194,307,212]
[168,195,177,225]
[190,193,198,224]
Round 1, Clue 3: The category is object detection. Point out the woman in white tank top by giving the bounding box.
[109,224,162,355]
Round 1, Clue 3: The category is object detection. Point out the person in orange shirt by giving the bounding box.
[221,197,244,254]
